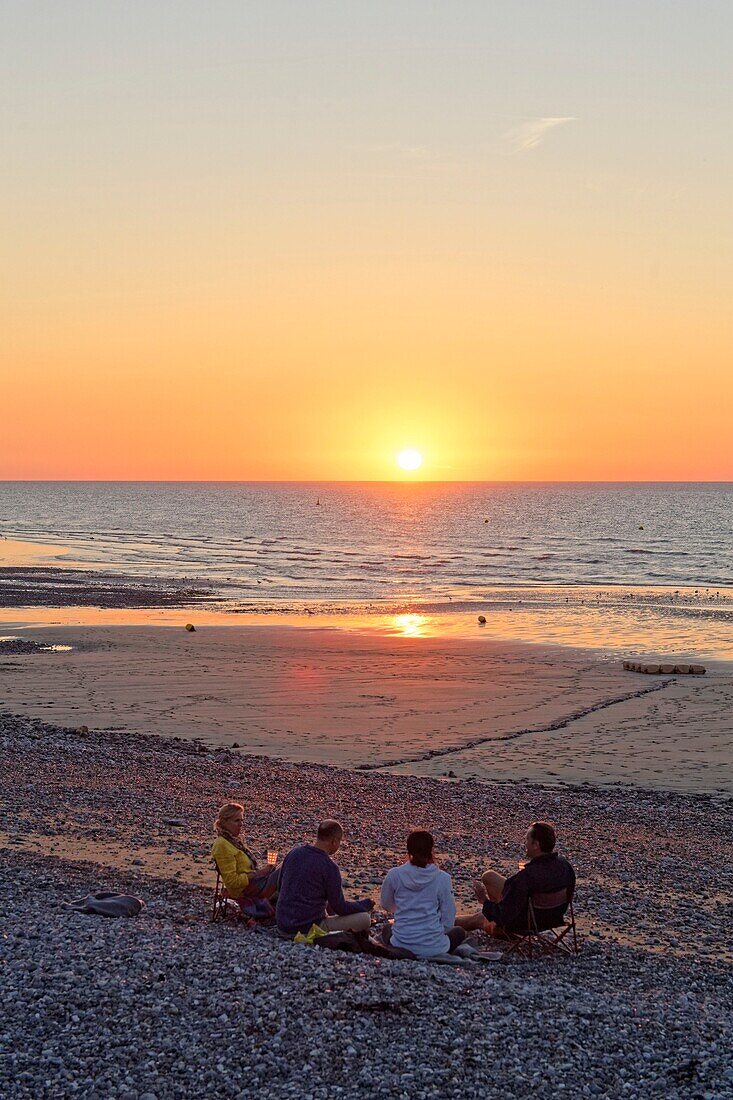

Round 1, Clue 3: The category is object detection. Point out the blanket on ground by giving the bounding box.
[66,893,145,917]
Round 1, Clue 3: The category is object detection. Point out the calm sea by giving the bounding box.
[1,482,732,606]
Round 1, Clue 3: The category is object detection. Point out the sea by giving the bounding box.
[1,481,731,601]
[2,482,733,659]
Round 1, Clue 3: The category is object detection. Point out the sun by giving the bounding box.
[396,448,423,472]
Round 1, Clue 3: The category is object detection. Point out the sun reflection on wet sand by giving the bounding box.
[389,613,430,637]
[1,587,732,660]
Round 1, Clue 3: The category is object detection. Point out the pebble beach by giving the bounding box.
[2,712,732,1099]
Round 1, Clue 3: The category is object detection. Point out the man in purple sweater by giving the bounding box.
[276,819,374,937]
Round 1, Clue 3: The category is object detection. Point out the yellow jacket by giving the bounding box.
[211,836,255,899]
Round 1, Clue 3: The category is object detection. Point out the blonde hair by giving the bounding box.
[214,802,244,836]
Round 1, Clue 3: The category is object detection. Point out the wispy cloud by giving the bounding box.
[504,117,576,154]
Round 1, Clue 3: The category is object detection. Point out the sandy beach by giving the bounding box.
[1,621,731,793]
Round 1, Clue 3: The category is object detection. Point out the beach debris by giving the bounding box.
[477,615,487,624]
[185,623,196,632]
[623,661,706,675]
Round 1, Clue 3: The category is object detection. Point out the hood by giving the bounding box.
[396,862,442,892]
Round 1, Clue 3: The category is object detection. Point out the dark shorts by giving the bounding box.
[380,923,466,956]
[482,897,499,924]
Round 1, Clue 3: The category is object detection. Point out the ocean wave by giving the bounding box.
[2,482,732,598]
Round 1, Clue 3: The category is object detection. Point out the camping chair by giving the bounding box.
[502,887,579,959]
[210,862,244,923]
[210,863,276,924]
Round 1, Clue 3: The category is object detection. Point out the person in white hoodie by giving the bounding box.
[380,831,467,958]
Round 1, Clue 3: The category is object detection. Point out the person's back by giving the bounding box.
[520,851,575,930]
[277,843,339,933]
[380,831,466,958]
[276,820,373,936]
[381,862,455,957]
[523,851,575,894]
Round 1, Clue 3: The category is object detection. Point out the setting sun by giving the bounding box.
[396,449,423,472]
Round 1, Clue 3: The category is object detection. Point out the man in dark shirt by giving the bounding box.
[276,819,374,937]
[458,821,575,933]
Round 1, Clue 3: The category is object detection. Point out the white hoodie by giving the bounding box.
[380,862,457,957]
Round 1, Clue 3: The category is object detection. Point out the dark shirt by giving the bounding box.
[276,843,371,935]
[482,852,576,932]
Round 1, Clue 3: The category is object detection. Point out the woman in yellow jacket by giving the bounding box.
[211,803,279,916]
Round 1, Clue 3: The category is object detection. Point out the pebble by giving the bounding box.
[1,711,732,1099]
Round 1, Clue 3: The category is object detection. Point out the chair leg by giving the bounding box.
[551,929,572,955]
[570,902,579,953]
[504,921,579,960]
[212,868,226,923]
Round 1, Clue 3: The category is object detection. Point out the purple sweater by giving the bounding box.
[276,843,371,935]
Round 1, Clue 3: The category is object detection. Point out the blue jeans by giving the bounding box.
[241,865,280,900]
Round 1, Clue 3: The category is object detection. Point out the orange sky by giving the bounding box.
[2,4,732,480]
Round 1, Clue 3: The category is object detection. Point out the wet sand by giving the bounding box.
[1,622,731,793]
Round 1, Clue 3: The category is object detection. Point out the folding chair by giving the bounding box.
[210,861,244,923]
[502,887,579,959]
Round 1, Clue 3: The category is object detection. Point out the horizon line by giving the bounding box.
[1,479,732,486]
